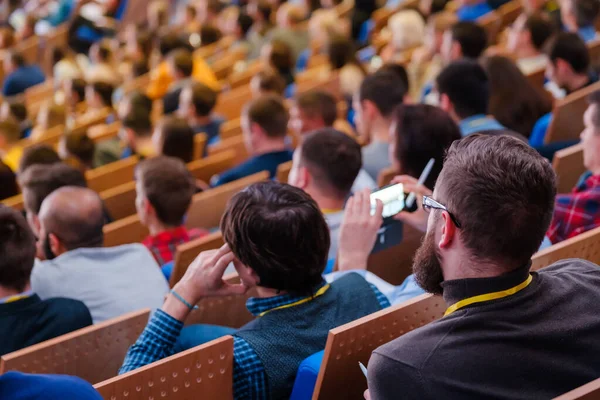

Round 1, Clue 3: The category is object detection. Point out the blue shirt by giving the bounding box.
[578,26,598,43]
[456,2,492,21]
[0,372,102,400]
[2,65,45,97]
[458,114,506,137]
[119,281,390,399]
[211,150,293,187]
[193,116,225,146]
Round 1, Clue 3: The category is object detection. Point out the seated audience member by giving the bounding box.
[120,181,390,399]
[0,205,92,356]
[231,11,255,55]
[147,32,218,99]
[456,0,492,21]
[547,91,600,243]
[0,119,24,172]
[19,163,87,238]
[118,90,153,120]
[545,32,597,97]
[199,24,223,47]
[152,117,195,163]
[183,4,201,34]
[481,56,553,138]
[85,82,115,116]
[120,108,154,158]
[262,39,296,88]
[178,83,224,145]
[17,144,61,176]
[0,102,32,139]
[365,134,600,399]
[247,0,274,59]
[326,35,367,99]
[58,131,96,172]
[84,42,119,85]
[15,14,36,42]
[2,51,45,97]
[506,13,555,74]
[390,104,461,189]
[266,3,309,60]
[353,70,406,180]
[561,0,600,42]
[0,161,18,200]
[211,95,293,186]
[63,77,86,115]
[163,49,195,115]
[380,10,426,64]
[436,60,505,136]
[249,68,287,98]
[52,47,82,86]
[289,129,362,259]
[0,372,102,400]
[29,102,66,140]
[137,156,208,265]
[440,21,488,64]
[31,187,169,323]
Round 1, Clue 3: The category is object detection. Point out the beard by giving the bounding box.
[412,228,445,295]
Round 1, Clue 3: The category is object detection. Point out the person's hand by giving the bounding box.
[391,175,432,233]
[364,389,371,400]
[337,190,383,271]
[163,244,248,320]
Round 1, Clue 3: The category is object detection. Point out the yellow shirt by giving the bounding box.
[147,55,219,100]
[2,146,23,172]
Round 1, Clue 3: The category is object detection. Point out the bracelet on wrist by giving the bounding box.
[170,289,199,310]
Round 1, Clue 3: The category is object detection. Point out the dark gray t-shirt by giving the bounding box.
[368,259,600,400]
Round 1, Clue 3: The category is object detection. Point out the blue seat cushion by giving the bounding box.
[290,350,325,400]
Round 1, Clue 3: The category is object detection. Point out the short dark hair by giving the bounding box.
[0,161,18,200]
[18,144,61,175]
[268,40,295,76]
[393,104,461,189]
[170,49,194,77]
[326,34,363,72]
[190,83,217,116]
[0,205,36,292]
[450,22,487,59]
[237,12,254,36]
[19,163,87,214]
[545,32,590,73]
[296,90,338,127]
[127,91,153,113]
[253,68,286,95]
[378,63,410,94]
[8,102,27,122]
[524,13,555,50]
[221,181,330,295]
[62,131,96,168]
[437,134,556,265]
[159,31,191,57]
[358,70,407,117]
[123,108,152,137]
[91,82,115,108]
[300,129,362,198]
[246,95,289,137]
[135,156,195,226]
[436,59,489,119]
[131,58,149,77]
[158,117,195,163]
[200,24,223,46]
[573,0,600,28]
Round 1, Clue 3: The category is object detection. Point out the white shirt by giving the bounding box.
[516,54,548,76]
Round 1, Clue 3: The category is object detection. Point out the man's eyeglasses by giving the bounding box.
[422,196,462,229]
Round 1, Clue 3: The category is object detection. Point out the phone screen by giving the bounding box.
[370,183,405,218]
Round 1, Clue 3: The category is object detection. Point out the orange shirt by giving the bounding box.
[147,55,219,99]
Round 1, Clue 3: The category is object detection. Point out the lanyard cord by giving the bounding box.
[259,284,331,317]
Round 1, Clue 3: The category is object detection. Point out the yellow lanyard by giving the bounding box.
[444,275,533,317]
[259,284,331,317]
[1,294,31,304]
[321,208,342,215]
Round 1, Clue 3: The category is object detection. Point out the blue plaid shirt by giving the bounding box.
[119,280,390,399]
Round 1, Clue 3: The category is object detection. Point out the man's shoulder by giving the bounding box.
[538,258,600,280]
[41,297,92,323]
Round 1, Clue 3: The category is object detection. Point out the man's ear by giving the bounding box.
[297,166,310,189]
[556,58,572,75]
[438,211,457,250]
[363,99,378,120]
[49,233,65,257]
[233,259,260,288]
[143,197,156,218]
[439,93,452,113]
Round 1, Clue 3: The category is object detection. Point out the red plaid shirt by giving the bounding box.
[142,226,208,266]
[547,173,600,244]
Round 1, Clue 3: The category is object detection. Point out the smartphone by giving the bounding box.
[370,183,405,219]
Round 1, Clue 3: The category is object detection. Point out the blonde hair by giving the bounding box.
[388,10,426,51]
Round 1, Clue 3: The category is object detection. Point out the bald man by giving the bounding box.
[30,187,169,323]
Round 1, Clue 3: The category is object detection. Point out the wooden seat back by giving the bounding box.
[531,226,600,271]
[94,336,234,400]
[587,39,600,67]
[170,232,226,287]
[207,134,249,166]
[103,213,149,247]
[187,150,236,182]
[88,121,121,143]
[19,124,65,150]
[214,84,253,121]
[100,181,137,222]
[1,194,24,211]
[220,118,242,140]
[526,66,546,92]
[86,156,139,193]
[276,160,293,183]
[193,133,208,160]
[313,294,445,399]
[186,171,269,229]
[0,309,149,384]
[553,378,600,400]
[546,81,600,144]
[498,0,522,27]
[552,143,585,194]
[477,11,502,44]
[227,60,263,90]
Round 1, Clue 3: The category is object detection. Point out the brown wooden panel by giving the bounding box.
[531,226,600,271]
[103,213,148,247]
[552,143,585,194]
[170,231,225,287]
[94,336,234,400]
[187,150,236,183]
[313,294,445,400]
[1,193,24,211]
[553,378,600,400]
[208,133,249,166]
[220,118,242,140]
[214,83,254,120]
[193,133,207,160]
[0,309,149,384]
[276,160,292,183]
[87,156,139,193]
[100,181,137,221]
